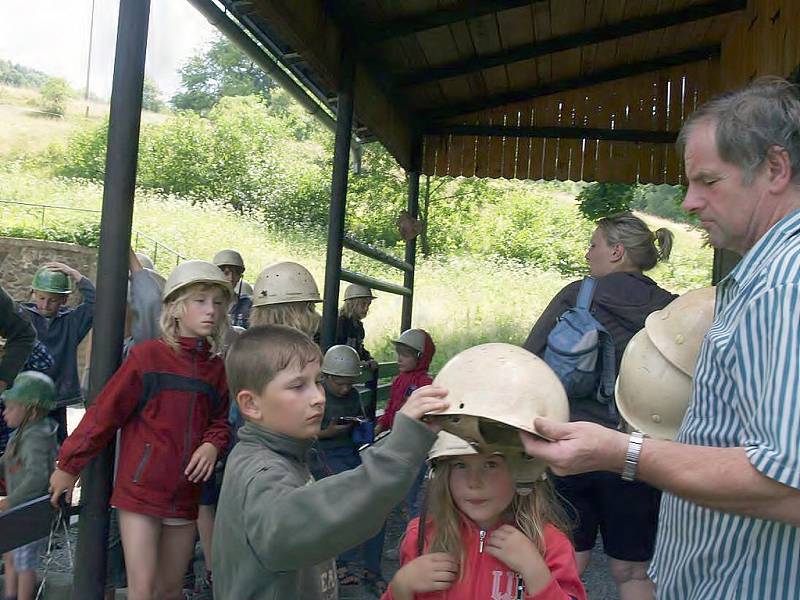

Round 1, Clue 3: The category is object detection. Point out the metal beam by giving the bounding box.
[421,45,720,121]
[363,0,544,43]
[341,270,412,297]
[71,0,151,598]
[396,0,745,87]
[343,234,414,273]
[401,139,422,332]
[320,48,356,352]
[426,124,679,144]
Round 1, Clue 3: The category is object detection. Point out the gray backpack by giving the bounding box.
[543,277,616,406]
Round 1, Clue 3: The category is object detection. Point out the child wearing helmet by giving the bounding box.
[311,344,386,594]
[22,261,95,442]
[0,371,59,600]
[383,431,585,600]
[249,261,322,343]
[213,249,252,329]
[336,284,378,369]
[49,260,233,600]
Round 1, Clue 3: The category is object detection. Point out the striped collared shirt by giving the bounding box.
[650,209,800,599]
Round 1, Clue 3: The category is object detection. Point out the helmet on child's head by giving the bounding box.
[616,328,695,441]
[322,345,362,378]
[135,253,155,271]
[163,260,232,302]
[644,287,715,377]
[32,267,71,295]
[344,284,376,301]
[2,371,56,411]
[251,262,321,307]
[431,343,569,454]
[392,329,426,355]
[427,431,548,487]
[213,249,245,272]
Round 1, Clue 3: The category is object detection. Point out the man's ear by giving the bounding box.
[237,390,261,421]
[765,145,792,194]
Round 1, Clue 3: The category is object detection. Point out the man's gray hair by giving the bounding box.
[677,77,800,184]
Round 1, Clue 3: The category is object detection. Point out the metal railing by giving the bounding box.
[0,199,186,267]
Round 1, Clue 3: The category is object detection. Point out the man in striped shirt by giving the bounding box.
[521,78,800,599]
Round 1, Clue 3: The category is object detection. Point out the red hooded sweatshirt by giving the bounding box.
[382,517,586,600]
[378,330,435,430]
[58,337,230,520]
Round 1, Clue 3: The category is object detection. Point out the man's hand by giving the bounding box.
[185,442,219,483]
[399,385,449,432]
[390,553,458,598]
[43,262,82,283]
[519,417,628,475]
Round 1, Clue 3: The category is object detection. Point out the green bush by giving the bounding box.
[38,78,73,117]
[0,222,101,247]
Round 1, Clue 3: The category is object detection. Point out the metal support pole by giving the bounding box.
[401,139,422,332]
[71,1,151,597]
[320,48,356,351]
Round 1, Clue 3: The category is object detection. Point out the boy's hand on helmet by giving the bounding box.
[399,385,449,431]
[43,262,82,282]
[49,468,79,507]
[391,553,458,595]
[519,418,628,476]
[185,442,219,483]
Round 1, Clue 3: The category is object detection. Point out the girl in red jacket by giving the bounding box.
[383,432,586,600]
[49,260,233,600]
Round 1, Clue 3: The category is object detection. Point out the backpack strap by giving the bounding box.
[595,331,617,407]
[575,277,597,310]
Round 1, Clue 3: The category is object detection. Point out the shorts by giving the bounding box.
[162,517,193,526]
[12,538,45,571]
[551,470,661,562]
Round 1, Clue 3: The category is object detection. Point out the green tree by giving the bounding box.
[142,77,166,113]
[577,182,634,221]
[39,77,73,116]
[170,35,274,112]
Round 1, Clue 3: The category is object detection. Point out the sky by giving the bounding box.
[0,0,218,100]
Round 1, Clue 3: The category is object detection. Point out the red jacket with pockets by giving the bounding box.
[58,337,230,520]
[382,517,586,600]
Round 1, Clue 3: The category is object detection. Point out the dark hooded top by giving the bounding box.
[524,272,677,427]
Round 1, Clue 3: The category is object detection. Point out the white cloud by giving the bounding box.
[0,0,217,100]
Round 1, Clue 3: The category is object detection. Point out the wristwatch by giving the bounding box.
[621,431,644,482]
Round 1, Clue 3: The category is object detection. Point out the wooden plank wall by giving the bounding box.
[421,59,718,183]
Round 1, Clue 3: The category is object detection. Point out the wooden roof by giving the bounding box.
[230,0,799,183]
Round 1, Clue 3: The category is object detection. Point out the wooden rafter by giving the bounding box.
[425,124,679,144]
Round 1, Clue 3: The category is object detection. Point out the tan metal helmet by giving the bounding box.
[392,329,426,355]
[645,286,715,377]
[322,344,362,377]
[251,262,321,307]
[163,260,232,302]
[427,431,548,486]
[135,252,155,271]
[344,284,376,301]
[615,328,693,440]
[213,249,245,271]
[432,343,569,453]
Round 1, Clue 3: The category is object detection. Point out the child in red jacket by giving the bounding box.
[49,260,233,600]
[383,432,586,600]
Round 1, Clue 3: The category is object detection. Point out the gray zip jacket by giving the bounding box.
[213,412,436,600]
[0,417,58,508]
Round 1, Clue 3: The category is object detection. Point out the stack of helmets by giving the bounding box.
[431,343,569,487]
[615,286,716,440]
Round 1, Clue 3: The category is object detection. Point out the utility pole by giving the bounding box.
[84,0,96,117]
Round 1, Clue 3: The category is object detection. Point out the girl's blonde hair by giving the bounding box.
[5,406,47,459]
[423,457,570,567]
[160,283,232,354]
[597,212,674,272]
[249,301,321,340]
[340,297,371,321]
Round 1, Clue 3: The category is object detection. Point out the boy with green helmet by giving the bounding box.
[22,261,95,442]
[0,371,59,600]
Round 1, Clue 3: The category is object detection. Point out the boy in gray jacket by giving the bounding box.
[213,325,449,600]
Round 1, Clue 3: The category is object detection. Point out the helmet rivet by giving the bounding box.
[675,333,685,345]
[458,403,465,409]
[652,414,662,423]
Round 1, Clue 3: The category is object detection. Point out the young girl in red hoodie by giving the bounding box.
[383,432,586,600]
[49,260,233,600]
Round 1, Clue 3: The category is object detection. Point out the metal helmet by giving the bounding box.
[615,328,693,440]
[238,280,254,297]
[427,431,548,486]
[163,260,232,302]
[431,343,569,453]
[31,267,71,295]
[392,329,427,355]
[212,249,245,272]
[344,284,376,301]
[322,344,362,377]
[251,262,321,307]
[2,371,56,411]
[644,286,716,377]
[135,253,155,271]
